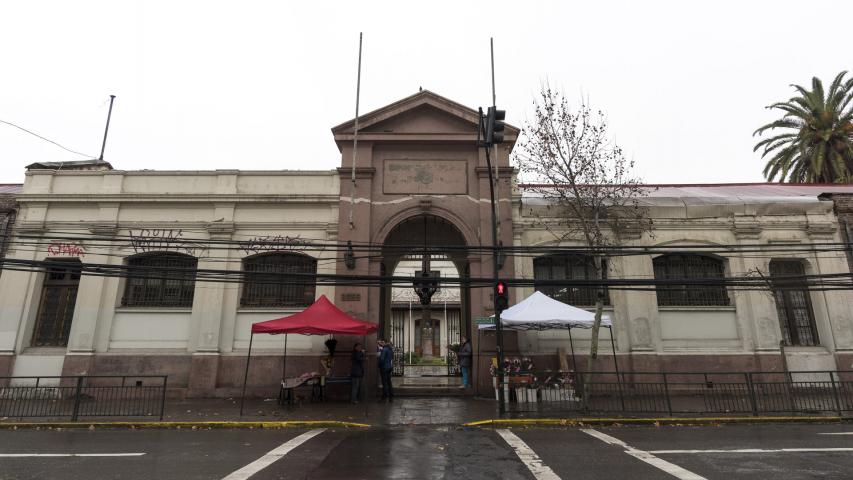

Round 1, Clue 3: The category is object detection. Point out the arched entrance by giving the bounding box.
[379,214,472,384]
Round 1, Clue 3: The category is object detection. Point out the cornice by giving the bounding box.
[15,194,341,204]
[29,221,337,232]
[336,167,376,180]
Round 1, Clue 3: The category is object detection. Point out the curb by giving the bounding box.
[0,420,370,430]
[463,416,844,427]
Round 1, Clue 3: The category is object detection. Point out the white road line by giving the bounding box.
[495,429,561,480]
[0,453,146,457]
[649,448,853,454]
[581,429,707,480]
[222,429,325,480]
[819,432,853,435]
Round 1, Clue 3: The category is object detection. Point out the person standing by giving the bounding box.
[458,335,473,389]
[378,339,394,402]
[350,343,365,404]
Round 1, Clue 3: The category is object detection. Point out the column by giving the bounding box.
[187,204,235,396]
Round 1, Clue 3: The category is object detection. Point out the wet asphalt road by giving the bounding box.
[2,424,853,479]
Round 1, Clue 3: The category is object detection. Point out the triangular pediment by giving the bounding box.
[360,104,475,134]
[331,90,519,142]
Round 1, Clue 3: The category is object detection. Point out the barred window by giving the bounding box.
[122,253,197,308]
[32,259,81,347]
[653,254,729,306]
[241,253,317,308]
[533,255,609,307]
[770,259,818,346]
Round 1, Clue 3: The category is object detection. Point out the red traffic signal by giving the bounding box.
[495,281,509,312]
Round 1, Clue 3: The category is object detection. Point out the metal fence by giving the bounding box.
[0,375,167,421]
[500,370,853,417]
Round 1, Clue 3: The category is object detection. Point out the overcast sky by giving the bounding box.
[1,0,849,184]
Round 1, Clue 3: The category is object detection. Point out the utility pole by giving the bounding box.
[98,95,116,161]
[348,33,363,229]
[479,37,508,412]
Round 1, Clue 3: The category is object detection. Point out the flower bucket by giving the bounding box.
[541,388,559,402]
[559,388,577,402]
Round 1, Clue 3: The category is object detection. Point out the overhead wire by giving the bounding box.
[0,119,97,159]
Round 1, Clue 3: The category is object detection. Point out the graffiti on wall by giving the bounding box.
[238,235,310,255]
[128,229,206,256]
[47,241,86,257]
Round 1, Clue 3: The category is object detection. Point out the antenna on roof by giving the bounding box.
[348,33,363,230]
[98,95,116,161]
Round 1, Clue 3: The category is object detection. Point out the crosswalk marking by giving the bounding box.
[0,453,145,457]
[221,429,325,480]
[649,447,853,454]
[496,429,561,480]
[581,429,707,480]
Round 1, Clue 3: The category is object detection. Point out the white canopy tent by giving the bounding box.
[479,291,619,374]
[479,291,611,330]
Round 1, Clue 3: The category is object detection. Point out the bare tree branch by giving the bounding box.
[514,88,654,379]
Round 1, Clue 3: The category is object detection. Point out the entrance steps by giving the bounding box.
[394,386,473,397]
[392,375,471,397]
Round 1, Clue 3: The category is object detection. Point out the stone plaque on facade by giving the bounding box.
[383,159,467,194]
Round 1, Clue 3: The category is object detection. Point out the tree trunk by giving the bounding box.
[587,299,604,367]
[582,259,605,407]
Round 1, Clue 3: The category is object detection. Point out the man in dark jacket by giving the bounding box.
[458,335,473,389]
[378,340,394,401]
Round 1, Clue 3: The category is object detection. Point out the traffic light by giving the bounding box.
[495,280,509,312]
[485,106,506,146]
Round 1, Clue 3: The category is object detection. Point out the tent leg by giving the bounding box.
[568,327,577,372]
[608,326,625,411]
[608,326,621,380]
[239,333,254,417]
[282,334,288,380]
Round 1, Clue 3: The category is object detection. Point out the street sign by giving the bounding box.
[474,316,494,325]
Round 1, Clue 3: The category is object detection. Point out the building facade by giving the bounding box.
[2,91,853,398]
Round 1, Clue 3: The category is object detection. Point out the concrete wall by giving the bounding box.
[0,169,341,396]
[513,191,853,375]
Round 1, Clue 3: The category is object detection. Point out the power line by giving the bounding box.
[2,256,852,293]
[0,119,96,159]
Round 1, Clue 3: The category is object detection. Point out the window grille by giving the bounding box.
[770,259,818,346]
[241,253,317,308]
[32,259,82,347]
[121,253,197,308]
[533,255,609,307]
[653,254,729,306]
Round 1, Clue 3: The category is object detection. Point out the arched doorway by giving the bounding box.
[379,214,471,383]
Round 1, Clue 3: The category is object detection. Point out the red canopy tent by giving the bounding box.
[251,295,378,335]
[239,295,378,414]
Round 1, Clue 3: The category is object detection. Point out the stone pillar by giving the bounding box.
[810,230,853,355]
[616,254,659,371]
[63,239,106,376]
[0,204,47,363]
[186,218,235,397]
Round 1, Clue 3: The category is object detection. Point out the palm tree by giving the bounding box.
[754,72,853,183]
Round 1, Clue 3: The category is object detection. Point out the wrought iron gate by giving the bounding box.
[446,309,461,376]
[391,309,405,376]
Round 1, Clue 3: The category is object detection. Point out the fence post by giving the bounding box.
[745,372,758,416]
[830,371,843,416]
[71,376,84,422]
[662,372,673,416]
[159,376,168,421]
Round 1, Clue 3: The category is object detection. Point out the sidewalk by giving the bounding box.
[0,396,502,427]
[2,395,847,428]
